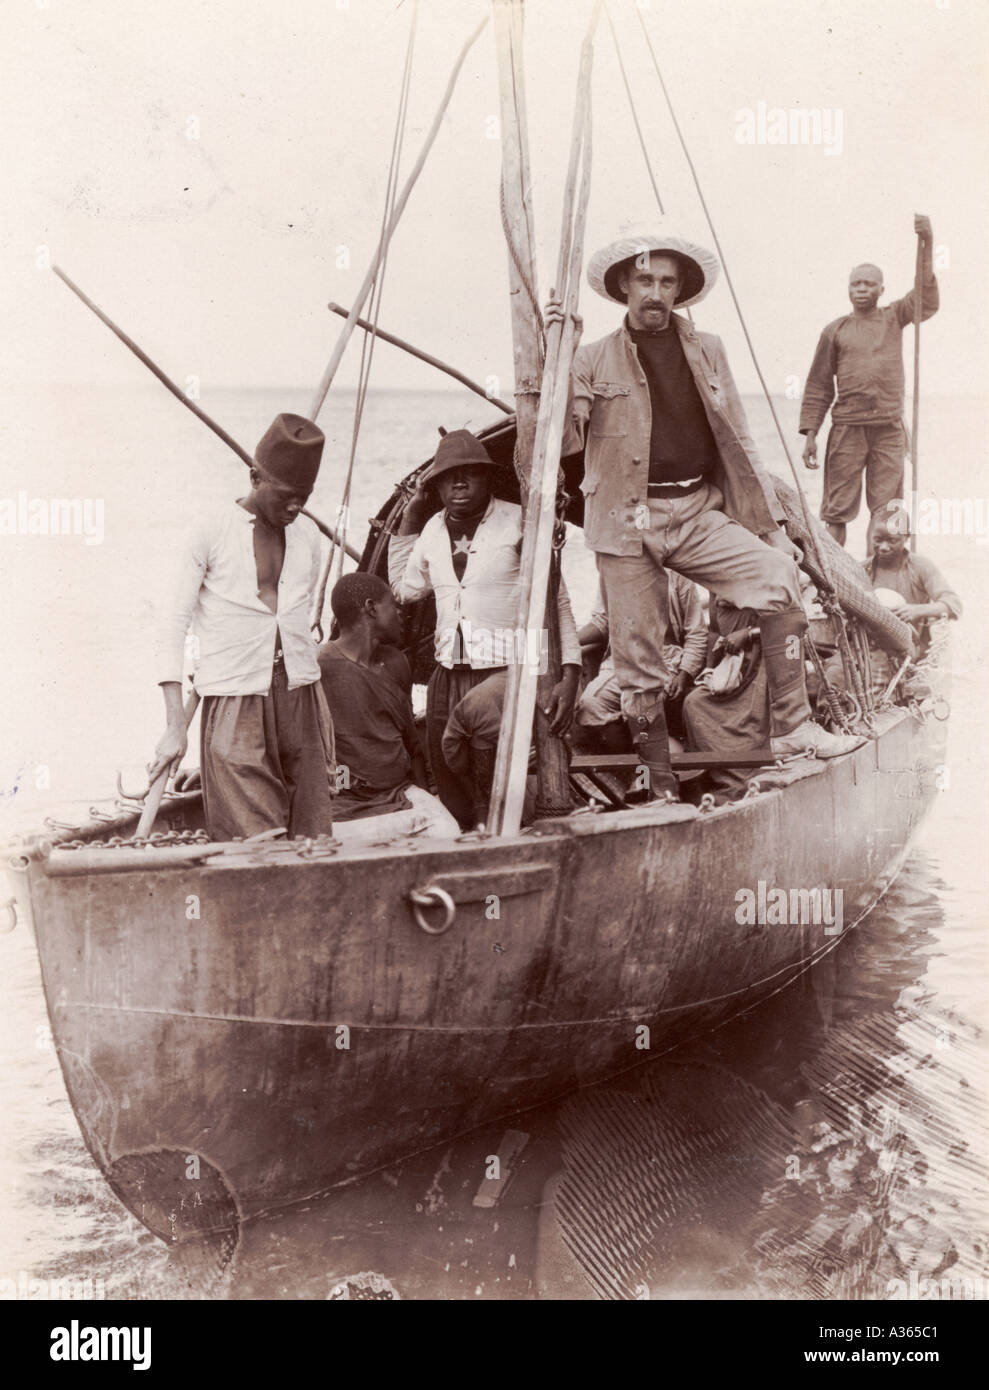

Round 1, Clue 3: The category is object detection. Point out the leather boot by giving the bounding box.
[625,707,679,802]
[762,610,863,759]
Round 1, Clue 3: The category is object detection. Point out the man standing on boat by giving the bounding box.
[800,215,938,548]
[150,412,336,841]
[550,228,858,801]
[388,428,581,828]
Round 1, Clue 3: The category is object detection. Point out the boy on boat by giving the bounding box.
[317,572,459,839]
[820,508,961,704]
[548,227,858,802]
[799,214,938,549]
[866,509,961,659]
[388,429,582,829]
[150,412,335,841]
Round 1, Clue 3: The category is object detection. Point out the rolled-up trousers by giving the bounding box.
[596,483,803,726]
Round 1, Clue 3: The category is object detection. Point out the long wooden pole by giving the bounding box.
[308,16,489,421]
[488,0,599,835]
[51,265,360,561]
[136,692,200,837]
[488,0,571,828]
[327,302,513,412]
[910,231,924,553]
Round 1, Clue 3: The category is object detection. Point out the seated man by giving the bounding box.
[318,573,459,840]
[821,508,960,705]
[574,576,708,754]
[389,429,582,829]
[867,510,962,657]
[682,599,769,801]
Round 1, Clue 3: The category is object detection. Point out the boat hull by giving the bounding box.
[20,708,943,1241]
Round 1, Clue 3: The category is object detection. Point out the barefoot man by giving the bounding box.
[799,214,938,548]
[150,413,335,841]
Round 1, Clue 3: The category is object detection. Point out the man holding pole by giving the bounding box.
[799,214,938,548]
[150,413,336,841]
[550,229,859,803]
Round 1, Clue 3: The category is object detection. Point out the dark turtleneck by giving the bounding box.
[628,320,720,486]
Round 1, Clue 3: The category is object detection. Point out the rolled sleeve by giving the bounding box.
[893,278,939,327]
[388,531,431,602]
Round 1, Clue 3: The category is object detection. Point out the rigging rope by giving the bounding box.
[313,0,419,638]
[633,4,831,587]
[603,1,664,217]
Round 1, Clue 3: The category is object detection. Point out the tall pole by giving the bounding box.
[910,231,924,553]
[490,0,572,826]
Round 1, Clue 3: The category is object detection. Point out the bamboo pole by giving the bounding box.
[910,232,924,553]
[488,0,572,827]
[308,15,489,421]
[488,0,599,836]
[327,303,513,412]
[51,266,360,561]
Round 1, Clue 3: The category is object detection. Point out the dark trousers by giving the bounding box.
[426,665,506,829]
[200,664,335,841]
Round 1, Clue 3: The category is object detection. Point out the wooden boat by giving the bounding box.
[4,1,949,1249]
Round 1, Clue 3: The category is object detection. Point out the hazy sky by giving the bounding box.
[4,0,987,400]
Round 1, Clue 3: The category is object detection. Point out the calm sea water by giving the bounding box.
[1,385,986,1299]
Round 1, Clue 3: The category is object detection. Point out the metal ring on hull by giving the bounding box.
[409,885,457,935]
[1,897,17,933]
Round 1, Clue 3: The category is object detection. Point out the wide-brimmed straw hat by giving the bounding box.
[587,224,719,308]
[422,429,500,486]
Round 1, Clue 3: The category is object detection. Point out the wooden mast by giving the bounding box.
[489,0,598,835]
[490,0,571,829]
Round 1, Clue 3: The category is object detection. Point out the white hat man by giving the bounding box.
[549,228,859,798]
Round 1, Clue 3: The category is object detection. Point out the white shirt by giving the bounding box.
[157,502,322,696]
[388,497,581,671]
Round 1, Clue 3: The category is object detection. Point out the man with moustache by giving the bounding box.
[800,214,938,548]
[550,228,859,802]
[388,429,581,829]
[150,412,335,841]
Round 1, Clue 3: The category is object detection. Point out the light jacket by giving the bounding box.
[157,502,322,695]
[389,497,581,671]
[563,314,785,557]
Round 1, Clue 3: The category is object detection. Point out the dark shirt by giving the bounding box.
[865,550,962,657]
[628,322,721,486]
[318,641,417,793]
[799,282,939,434]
